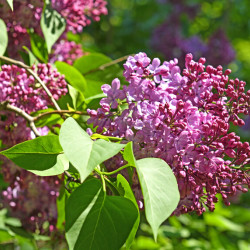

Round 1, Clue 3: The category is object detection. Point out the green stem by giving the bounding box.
[100,174,106,192]
[101,164,132,176]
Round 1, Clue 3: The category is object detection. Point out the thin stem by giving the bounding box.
[0,55,61,111]
[100,164,132,176]
[100,174,106,192]
[0,101,41,137]
[33,110,88,122]
[83,54,133,76]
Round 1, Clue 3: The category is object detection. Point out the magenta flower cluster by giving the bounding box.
[0,64,67,233]
[0,64,67,113]
[51,0,108,33]
[88,52,250,215]
[49,40,86,65]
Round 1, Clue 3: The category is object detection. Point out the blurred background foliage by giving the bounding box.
[1,0,250,249]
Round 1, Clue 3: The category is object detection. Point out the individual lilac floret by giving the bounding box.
[100,78,126,109]
[88,52,250,216]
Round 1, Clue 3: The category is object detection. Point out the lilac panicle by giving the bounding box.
[88,52,250,215]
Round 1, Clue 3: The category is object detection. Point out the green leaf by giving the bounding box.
[6,0,13,11]
[116,174,140,249]
[123,142,136,167]
[0,135,67,176]
[84,79,105,99]
[65,178,138,250]
[136,158,180,241]
[55,61,87,98]
[22,46,38,66]
[68,85,85,110]
[0,19,8,56]
[30,153,69,176]
[123,142,136,185]
[74,53,112,75]
[29,32,48,63]
[74,53,123,99]
[59,117,125,182]
[56,187,66,230]
[41,2,66,53]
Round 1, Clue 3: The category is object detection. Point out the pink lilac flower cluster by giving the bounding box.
[51,0,108,33]
[0,64,67,112]
[0,0,107,58]
[49,40,86,65]
[87,52,250,215]
[0,64,67,233]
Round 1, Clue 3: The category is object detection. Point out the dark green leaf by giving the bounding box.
[22,46,38,66]
[41,2,66,53]
[136,158,180,240]
[65,178,138,250]
[0,19,8,56]
[29,32,48,63]
[0,135,67,176]
[68,85,85,110]
[59,118,125,182]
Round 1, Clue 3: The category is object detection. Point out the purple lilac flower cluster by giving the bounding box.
[152,18,235,67]
[151,0,235,66]
[0,0,107,59]
[88,52,250,215]
[0,64,67,233]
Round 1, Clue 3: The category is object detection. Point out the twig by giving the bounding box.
[0,102,87,137]
[83,54,133,76]
[0,101,41,137]
[0,55,61,111]
[33,110,88,122]
[64,170,81,183]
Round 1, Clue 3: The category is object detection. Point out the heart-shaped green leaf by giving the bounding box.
[136,158,180,241]
[65,178,138,250]
[0,135,67,176]
[59,117,125,182]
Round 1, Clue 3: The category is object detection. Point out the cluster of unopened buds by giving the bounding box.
[88,52,250,215]
[0,63,67,233]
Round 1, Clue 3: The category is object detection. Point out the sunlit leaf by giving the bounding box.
[59,117,125,182]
